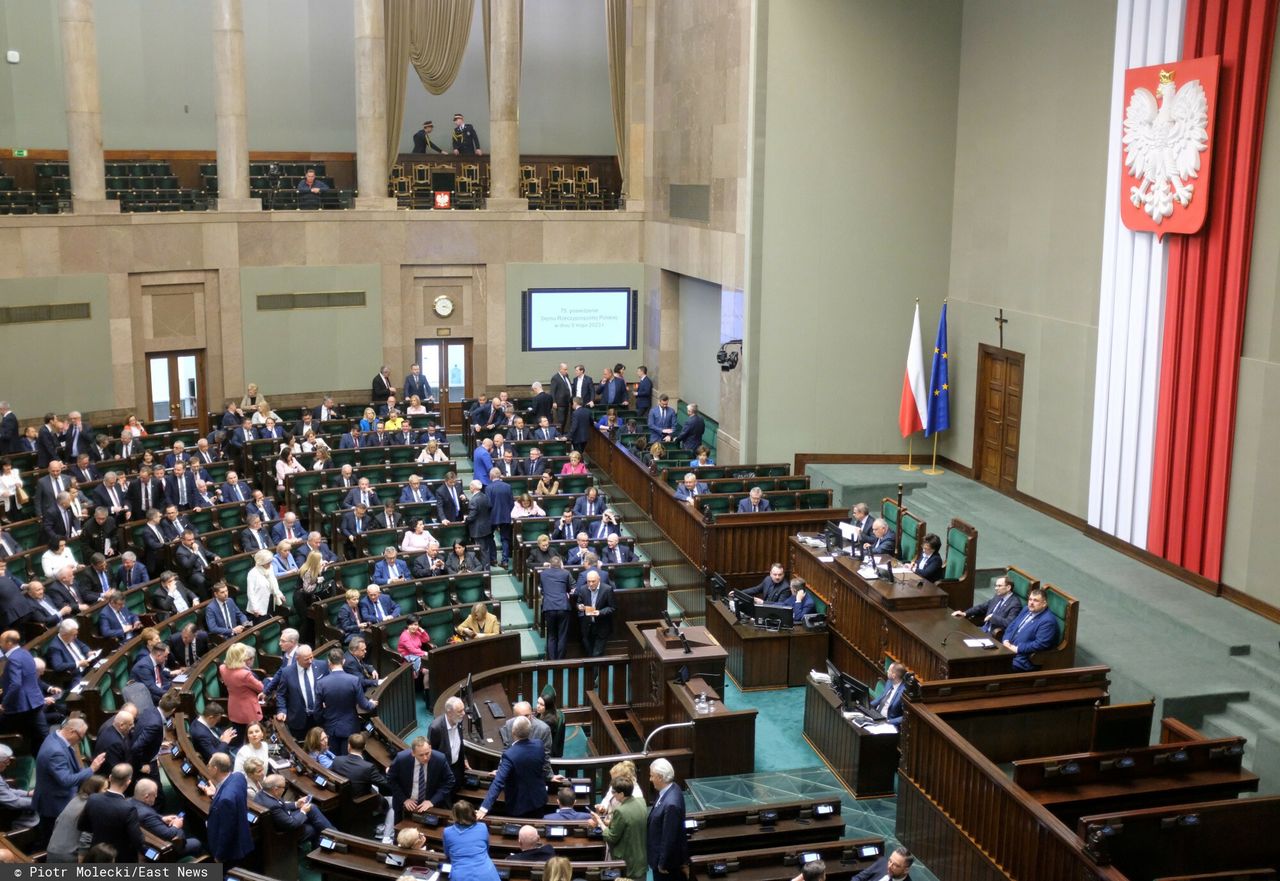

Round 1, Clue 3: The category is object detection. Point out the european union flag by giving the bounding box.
[926,303,950,437]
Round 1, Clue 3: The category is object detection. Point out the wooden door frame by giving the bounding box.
[416,337,473,433]
[972,343,1025,494]
[144,349,209,435]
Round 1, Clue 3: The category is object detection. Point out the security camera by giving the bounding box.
[716,340,743,372]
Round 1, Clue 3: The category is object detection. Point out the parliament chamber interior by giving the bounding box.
[1,1,1279,880]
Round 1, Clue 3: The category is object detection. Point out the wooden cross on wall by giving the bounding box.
[995,309,1008,349]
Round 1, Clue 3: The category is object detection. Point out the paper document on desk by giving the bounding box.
[818,555,835,563]
[964,638,995,648]
[866,723,898,735]
[839,522,856,541]
[892,566,912,575]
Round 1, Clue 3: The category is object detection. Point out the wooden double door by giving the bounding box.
[972,344,1023,492]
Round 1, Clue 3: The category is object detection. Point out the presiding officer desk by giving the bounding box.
[803,673,899,798]
[790,537,1014,684]
[704,595,830,689]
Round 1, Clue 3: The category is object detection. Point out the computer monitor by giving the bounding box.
[756,602,794,630]
[729,590,755,619]
[825,659,842,684]
[461,671,473,701]
[838,672,871,710]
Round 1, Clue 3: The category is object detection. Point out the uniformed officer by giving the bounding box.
[413,120,444,154]
[451,113,483,156]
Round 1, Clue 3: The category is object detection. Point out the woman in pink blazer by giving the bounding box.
[218,642,263,741]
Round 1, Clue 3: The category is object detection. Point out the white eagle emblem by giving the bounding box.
[1123,70,1209,224]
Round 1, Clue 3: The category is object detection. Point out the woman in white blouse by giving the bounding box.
[400,519,436,553]
[41,539,80,578]
[0,461,24,521]
[241,756,267,800]
[275,449,305,493]
[251,401,281,426]
[245,549,285,621]
[234,721,270,775]
[406,395,429,416]
[415,439,449,464]
[312,446,333,471]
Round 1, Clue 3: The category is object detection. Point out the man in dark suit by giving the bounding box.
[909,533,944,582]
[220,471,251,506]
[330,732,393,818]
[93,472,131,521]
[860,519,897,558]
[450,113,483,154]
[676,403,705,452]
[509,825,557,861]
[634,366,653,416]
[99,590,142,641]
[404,363,434,401]
[0,561,24,630]
[573,487,607,518]
[0,532,23,561]
[850,846,915,881]
[173,530,218,599]
[204,753,253,869]
[435,473,466,523]
[1001,589,1059,672]
[673,472,709,503]
[130,692,178,792]
[316,648,377,755]
[568,397,593,452]
[600,368,627,408]
[163,463,197,510]
[240,513,273,554]
[550,364,573,431]
[42,494,81,546]
[96,709,136,771]
[574,571,615,658]
[130,641,174,703]
[115,552,150,590]
[744,564,790,604]
[338,503,371,559]
[255,774,334,847]
[206,582,248,639]
[167,623,209,671]
[570,365,594,409]
[48,564,94,613]
[539,558,574,661]
[371,366,395,403]
[81,509,119,559]
[133,777,203,857]
[872,663,908,727]
[79,763,144,862]
[0,403,18,455]
[68,453,99,484]
[497,449,524,478]
[465,479,494,568]
[426,698,468,799]
[34,460,70,518]
[788,579,816,624]
[388,736,454,821]
[647,758,689,881]
[188,703,235,762]
[477,717,548,820]
[34,718,105,841]
[526,446,550,476]
[600,533,633,566]
[35,414,62,469]
[244,490,277,525]
[61,412,94,461]
[737,487,772,513]
[551,511,581,543]
[412,118,446,153]
[127,466,163,521]
[487,472,514,568]
[342,638,381,690]
[46,619,95,687]
[137,509,168,573]
[0,630,50,744]
[953,576,1022,635]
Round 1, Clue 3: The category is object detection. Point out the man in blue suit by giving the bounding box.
[851,846,915,881]
[872,663,908,727]
[370,549,412,588]
[206,583,249,638]
[673,472,710,503]
[1,630,50,744]
[244,490,278,524]
[647,394,677,443]
[568,398,593,452]
[133,777,204,857]
[600,533,634,565]
[255,774,335,847]
[130,641,173,702]
[34,717,105,843]
[45,619,95,688]
[270,512,308,551]
[388,737,455,821]
[98,591,142,641]
[203,753,253,869]
[860,519,897,557]
[272,645,329,740]
[115,552,150,589]
[675,403,705,452]
[647,758,689,881]
[220,471,251,505]
[953,576,1022,635]
[359,584,402,625]
[477,717,552,820]
[736,487,772,513]
[539,558,574,661]
[487,472,515,568]
[472,438,495,487]
[788,579,816,623]
[435,473,466,523]
[634,366,653,416]
[343,478,380,512]
[316,648,377,755]
[1001,589,1059,672]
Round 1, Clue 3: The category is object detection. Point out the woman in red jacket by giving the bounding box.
[218,642,263,743]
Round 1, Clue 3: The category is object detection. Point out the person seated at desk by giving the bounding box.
[737,486,771,513]
[359,583,402,622]
[508,825,556,861]
[456,601,500,640]
[673,472,709,503]
[98,590,142,641]
[370,548,411,587]
[952,575,1021,635]
[908,533,943,582]
[788,578,815,623]
[850,846,915,881]
[1001,588,1058,672]
[600,533,633,565]
[692,444,715,468]
[297,168,329,209]
[871,662,907,727]
[545,786,592,821]
[859,518,896,557]
[445,539,482,574]
[745,563,791,604]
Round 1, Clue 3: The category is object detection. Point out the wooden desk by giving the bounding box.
[628,621,727,734]
[791,538,1014,683]
[704,597,829,689]
[666,677,757,777]
[803,675,899,798]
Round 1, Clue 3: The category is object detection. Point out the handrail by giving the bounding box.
[642,721,695,754]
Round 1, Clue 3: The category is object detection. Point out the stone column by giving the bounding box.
[486,0,525,211]
[625,0,652,211]
[58,0,117,214]
[354,0,396,209]
[211,0,260,211]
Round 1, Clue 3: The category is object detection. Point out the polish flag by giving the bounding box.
[898,303,928,437]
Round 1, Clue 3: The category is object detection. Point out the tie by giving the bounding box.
[221,602,231,629]
[143,486,150,509]
[115,608,127,630]
[100,571,108,592]
[54,475,63,493]
[178,482,187,505]
[449,488,458,510]
[71,428,79,452]
[752,505,758,513]
[355,518,362,534]
[1010,612,1032,640]
[154,664,163,688]
[361,492,369,507]
[302,668,315,712]
[415,762,427,802]
[879,684,897,713]
[614,550,621,564]
[63,510,72,536]
[193,547,206,570]
[67,640,83,662]
[374,600,383,621]
[187,642,195,666]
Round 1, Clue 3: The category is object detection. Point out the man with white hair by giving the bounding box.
[133,777,203,856]
[427,696,468,799]
[0,744,38,829]
[861,518,897,557]
[648,758,688,881]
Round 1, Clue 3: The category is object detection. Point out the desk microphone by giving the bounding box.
[678,634,692,654]
[940,629,972,647]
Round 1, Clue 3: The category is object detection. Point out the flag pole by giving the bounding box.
[900,435,920,472]
[923,433,944,475]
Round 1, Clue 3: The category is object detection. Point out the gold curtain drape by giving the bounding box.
[605,0,627,191]
[482,0,523,97]
[384,0,475,171]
